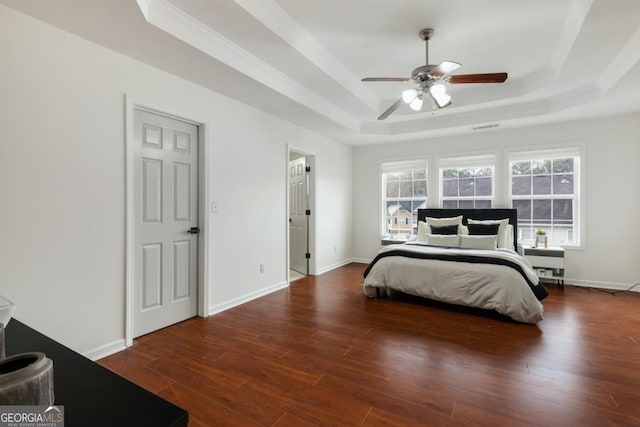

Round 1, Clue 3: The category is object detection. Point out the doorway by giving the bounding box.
[287,148,315,282]
[128,106,202,340]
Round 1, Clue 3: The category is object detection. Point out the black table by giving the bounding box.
[4,320,188,427]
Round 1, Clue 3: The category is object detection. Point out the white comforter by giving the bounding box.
[363,243,544,323]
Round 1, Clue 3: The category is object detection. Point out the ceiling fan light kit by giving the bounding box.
[409,96,423,111]
[402,89,418,103]
[362,28,508,120]
[429,84,451,108]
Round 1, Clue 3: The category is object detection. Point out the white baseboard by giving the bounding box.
[350,258,371,264]
[565,278,640,292]
[83,338,127,361]
[208,281,289,316]
[315,258,355,275]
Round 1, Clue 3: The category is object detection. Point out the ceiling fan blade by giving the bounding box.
[447,72,508,84]
[362,77,410,82]
[377,98,403,120]
[428,61,461,78]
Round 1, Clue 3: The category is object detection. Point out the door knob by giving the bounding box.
[187,227,200,234]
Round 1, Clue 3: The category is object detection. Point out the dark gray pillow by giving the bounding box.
[430,224,459,235]
[467,223,500,235]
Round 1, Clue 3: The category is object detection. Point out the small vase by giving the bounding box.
[535,235,547,248]
[0,352,54,406]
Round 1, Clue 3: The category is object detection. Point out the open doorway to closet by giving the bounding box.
[287,148,315,283]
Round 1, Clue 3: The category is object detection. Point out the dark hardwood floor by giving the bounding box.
[99,263,640,426]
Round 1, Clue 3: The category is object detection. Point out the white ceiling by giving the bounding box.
[3,0,640,145]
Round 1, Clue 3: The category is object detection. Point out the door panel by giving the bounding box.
[173,162,191,221]
[133,109,198,337]
[172,240,190,300]
[141,243,162,310]
[142,158,162,223]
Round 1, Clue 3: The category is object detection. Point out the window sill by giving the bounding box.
[381,236,414,246]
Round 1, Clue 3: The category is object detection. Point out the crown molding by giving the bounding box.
[135,0,360,131]
[233,0,380,112]
[597,26,640,93]
[550,0,594,75]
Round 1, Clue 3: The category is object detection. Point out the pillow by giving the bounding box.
[459,235,498,250]
[430,224,459,235]
[467,223,500,236]
[416,221,429,243]
[426,234,460,248]
[417,215,463,242]
[427,215,463,229]
[506,224,515,251]
[467,218,509,249]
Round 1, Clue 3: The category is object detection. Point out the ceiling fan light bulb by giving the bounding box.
[409,96,423,111]
[435,93,451,108]
[429,84,451,108]
[402,89,417,103]
[430,84,446,96]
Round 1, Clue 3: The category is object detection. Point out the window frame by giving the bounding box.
[438,155,496,209]
[508,147,582,248]
[380,159,428,240]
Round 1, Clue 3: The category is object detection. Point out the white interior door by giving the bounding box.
[133,109,198,337]
[289,157,308,275]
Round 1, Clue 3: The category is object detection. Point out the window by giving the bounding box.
[381,160,427,238]
[439,155,495,208]
[509,148,581,246]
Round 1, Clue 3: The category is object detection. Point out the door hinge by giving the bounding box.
[305,253,311,259]
[305,165,311,173]
[305,209,311,216]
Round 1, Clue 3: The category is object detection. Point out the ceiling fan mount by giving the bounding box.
[362,28,508,120]
[418,28,434,42]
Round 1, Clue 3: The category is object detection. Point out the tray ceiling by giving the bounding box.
[3,0,639,145]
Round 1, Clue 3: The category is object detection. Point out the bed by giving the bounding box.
[363,208,547,323]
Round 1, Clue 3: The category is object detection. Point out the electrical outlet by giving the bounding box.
[211,201,218,214]
[334,246,337,253]
[259,263,265,273]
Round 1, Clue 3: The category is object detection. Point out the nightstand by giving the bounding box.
[523,245,565,288]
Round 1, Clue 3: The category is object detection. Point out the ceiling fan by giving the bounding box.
[362,28,508,120]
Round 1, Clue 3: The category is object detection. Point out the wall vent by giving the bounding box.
[472,123,500,131]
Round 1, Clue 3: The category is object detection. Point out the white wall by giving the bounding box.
[353,114,640,289]
[0,6,352,356]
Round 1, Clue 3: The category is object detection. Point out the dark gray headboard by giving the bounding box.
[418,208,518,249]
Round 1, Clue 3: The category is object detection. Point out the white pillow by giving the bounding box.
[506,224,515,251]
[427,215,463,227]
[417,216,464,243]
[467,218,509,249]
[426,234,460,248]
[416,221,429,243]
[459,235,498,250]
